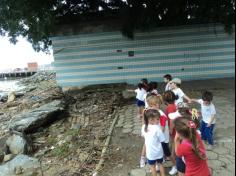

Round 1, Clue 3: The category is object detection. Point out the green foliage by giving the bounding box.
[47,137,57,145]
[51,142,70,158]
[65,129,80,136]
[0,0,235,52]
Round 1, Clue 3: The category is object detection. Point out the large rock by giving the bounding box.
[6,135,28,155]
[122,90,135,99]
[7,92,16,103]
[9,100,65,133]
[0,154,41,176]
[0,92,8,102]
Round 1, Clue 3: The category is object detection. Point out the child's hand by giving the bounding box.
[207,123,212,127]
[188,99,192,104]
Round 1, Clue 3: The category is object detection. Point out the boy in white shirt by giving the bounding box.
[169,78,192,105]
[192,91,216,150]
[163,74,172,91]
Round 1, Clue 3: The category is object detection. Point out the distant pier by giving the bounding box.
[0,71,37,79]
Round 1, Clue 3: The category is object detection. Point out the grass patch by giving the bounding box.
[51,143,70,158]
[65,129,80,136]
[47,137,57,145]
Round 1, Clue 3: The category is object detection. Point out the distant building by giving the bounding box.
[27,62,38,71]
[38,62,55,71]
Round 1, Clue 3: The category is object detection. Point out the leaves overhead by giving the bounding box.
[0,0,235,52]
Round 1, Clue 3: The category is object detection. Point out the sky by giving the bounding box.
[0,36,54,72]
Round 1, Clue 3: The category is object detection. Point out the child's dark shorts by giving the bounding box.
[136,99,145,107]
[176,156,186,173]
[162,143,171,157]
[147,158,164,165]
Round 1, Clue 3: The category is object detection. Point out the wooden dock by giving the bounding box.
[0,71,37,79]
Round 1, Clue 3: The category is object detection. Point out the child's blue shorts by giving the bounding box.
[161,143,171,157]
[147,158,164,165]
[176,156,186,173]
[136,99,145,107]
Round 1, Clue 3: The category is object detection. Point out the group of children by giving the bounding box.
[132,74,216,176]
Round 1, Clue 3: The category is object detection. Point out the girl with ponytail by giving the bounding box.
[174,117,211,176]
[142,109,166,176]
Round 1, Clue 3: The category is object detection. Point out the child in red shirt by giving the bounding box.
[163,91,178,139]
[174,117,211,176]
[162,91,178,175]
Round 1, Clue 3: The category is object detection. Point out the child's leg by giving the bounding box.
[140,144,146,168]
[176,157,185,176]
[178,172,185,176]
[150,165,158,176]
[137,106,141,117]
[158,163,166,176]
[141,143,146,157]
[139,106,144,118]
[147,159,158,176]
[206,124,215,145]
[200,121,207,141]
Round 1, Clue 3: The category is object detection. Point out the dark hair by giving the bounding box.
[141,78,148,85]
[148,82,158,92]
[144,109,161,132]
[202,91,213,102]
[163,74,172,81]
[138,83,145,90]
[174,117,206,160]
[163,91,178,104]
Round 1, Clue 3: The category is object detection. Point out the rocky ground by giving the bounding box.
[0,74,234,176]
[0,72,127,176]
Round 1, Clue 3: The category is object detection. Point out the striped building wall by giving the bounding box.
[52,24,235,88]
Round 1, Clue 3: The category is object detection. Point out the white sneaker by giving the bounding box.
[140,157,146,168]
[169,166,178,175]
[207,145,214,151]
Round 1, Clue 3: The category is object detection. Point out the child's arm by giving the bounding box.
[207,114,216,127]
[191,99,199,103]
[160,116,166,132]
[183,95,192,103]
[126,89,135,92]
[174,133,182,154]
[169,119,174,135]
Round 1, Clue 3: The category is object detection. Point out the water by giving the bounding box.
[0,79,24,96]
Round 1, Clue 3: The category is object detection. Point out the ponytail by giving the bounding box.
[144,111,149,132]
[174,118,206,160]
[188,122,206,160]
[143,109,161,132]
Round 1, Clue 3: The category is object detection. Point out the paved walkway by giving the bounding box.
[115,86,235,176]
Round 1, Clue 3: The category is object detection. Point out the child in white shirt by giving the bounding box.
[127,82,147,118]
[192,91,216,150]
[142,108,166,176]
[169,78,192,105]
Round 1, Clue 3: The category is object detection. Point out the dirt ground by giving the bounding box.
[99,128,143,176]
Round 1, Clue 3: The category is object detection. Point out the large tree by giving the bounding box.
[0,0,235,52]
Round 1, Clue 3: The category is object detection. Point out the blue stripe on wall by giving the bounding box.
[52,24,235,88]
[56,66,235,81]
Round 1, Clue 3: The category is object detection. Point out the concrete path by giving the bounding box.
[115,85,235,176]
